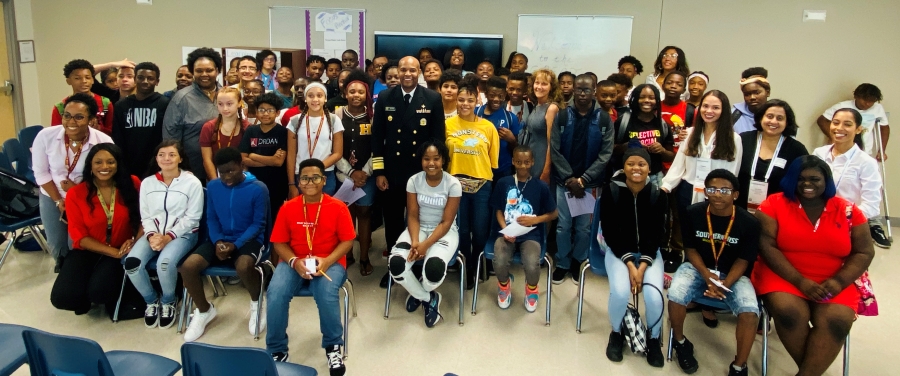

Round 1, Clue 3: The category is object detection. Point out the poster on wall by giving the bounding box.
[305,9,365,62]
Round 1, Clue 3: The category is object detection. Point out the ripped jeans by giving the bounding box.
[125,232,198,305]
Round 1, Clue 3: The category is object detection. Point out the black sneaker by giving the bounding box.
[727,362,748,376]
[144,299,160,328]
[272,351,289,362]
[571,267,582,285]
[423,291,443,327]
[871,225,891,249]
[672,337,699,373]
[54,256,64,273]
[325,345,346,376]
[551,267,568,285]
[159,302,177,329]
[646,337,664,368]
[406,294,422,312]
[606,331,624,362]
[379,272,390,289]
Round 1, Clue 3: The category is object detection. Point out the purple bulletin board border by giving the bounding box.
[305,10,312,57]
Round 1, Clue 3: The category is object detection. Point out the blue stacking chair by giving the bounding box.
[0,164,49,274]
[17,125,43,150]
[470,219,553,326]
[21,329,181,376]
[0,153,11,171]
[575,195,609,333]
[665,295,731,362]
[0,323,30,376]
[181,342,317,376]
[384,252,468,326]
[2,138,34,183]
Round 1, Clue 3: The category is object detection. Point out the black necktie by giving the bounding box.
[404,93,411,104]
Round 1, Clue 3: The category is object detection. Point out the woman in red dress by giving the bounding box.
[753,155,874,375]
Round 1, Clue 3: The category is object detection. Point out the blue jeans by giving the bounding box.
[668,263,760,316]
[266,261,346,353]
[39,193,71,259]
[456,181,492,271]
[125,232,198,304]
[605,249,665,338]
[554,185,591,270]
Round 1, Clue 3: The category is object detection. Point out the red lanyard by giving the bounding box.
[706,206,735,271]
[304,114,326,159]
[63,134,86,181]
[217,124,239,150]
[302,196,322,256]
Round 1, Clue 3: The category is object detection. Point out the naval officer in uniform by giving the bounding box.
[372,56,446,287]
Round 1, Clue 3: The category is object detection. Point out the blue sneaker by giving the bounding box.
[406,294,422,312]
[423,291,443,327]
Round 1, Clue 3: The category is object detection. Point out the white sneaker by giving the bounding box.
[183,305,217,342]
[249,300,267,336]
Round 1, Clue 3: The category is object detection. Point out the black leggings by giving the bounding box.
[51,249,124,314]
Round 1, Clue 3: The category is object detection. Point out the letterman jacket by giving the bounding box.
[139,169,204,240]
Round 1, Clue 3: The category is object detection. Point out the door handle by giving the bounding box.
[0,80,13,95]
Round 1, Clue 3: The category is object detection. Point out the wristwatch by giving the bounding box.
[54,199,65,207]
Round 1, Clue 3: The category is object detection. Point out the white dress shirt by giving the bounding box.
[662,127,743,204]
[32,125,114,198]
[813,144,883,219]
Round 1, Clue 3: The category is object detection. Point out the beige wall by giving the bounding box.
[23,0,900,217]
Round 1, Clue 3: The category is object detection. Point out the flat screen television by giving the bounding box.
[374,31,504,72]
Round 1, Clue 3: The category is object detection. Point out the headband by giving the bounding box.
[688,73,709,85]
[304,82,328,98]
[739,76,769,86]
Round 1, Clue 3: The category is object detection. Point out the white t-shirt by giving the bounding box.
[406,171,462,230]
[444,110,457,120]
[287,112,344,173]
[822,100,889,157]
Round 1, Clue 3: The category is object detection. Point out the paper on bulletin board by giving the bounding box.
[323,31,347,50]
[315,11,352,32]
[312,49,340,60]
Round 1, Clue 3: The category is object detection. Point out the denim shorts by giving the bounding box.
[667,263,760,316]
[353,178,377,207]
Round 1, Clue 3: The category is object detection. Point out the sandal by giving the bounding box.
[359,259,373,276]
[701,309,719,328]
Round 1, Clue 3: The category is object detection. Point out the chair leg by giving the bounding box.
[0,232,17,274]
[383,272,393,319]
[254,265,266,341]
[217,276,228,296]
[843,335,850,376]
[666,325,674,361]
[762,305,769,376]
[458,254,466,326]
[112,272,128,323]
[471,252,483,316]
[576,262,589,333]
[544,255,552,327]
[208,275,219,297]
[28,225,52,255]
[177,287,190,334]
[345,279,358,317]
[342,285,350,359]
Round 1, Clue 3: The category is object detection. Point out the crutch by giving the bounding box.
[873,119,893,241]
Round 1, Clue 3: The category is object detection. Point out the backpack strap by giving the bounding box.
[731,108,742,125]
[616,111,631,144]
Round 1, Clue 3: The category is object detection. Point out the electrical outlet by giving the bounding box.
[803,10,826,22]
[137,0,152,4]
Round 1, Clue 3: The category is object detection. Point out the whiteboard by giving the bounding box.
[517,15,633,76]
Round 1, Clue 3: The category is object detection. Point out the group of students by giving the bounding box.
[31,43,887,376]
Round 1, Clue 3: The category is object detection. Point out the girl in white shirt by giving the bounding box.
[662,90,742,214]
[286,82,344,198]
[813,108,887,248]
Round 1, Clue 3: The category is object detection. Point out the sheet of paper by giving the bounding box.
[565,191,595,217]
[312,49,339,60]
[324,31,347,50]
[333,178,366,205]
[499,221,536,237]
[316,11,353,32]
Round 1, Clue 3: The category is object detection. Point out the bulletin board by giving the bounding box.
[269,6,365,65]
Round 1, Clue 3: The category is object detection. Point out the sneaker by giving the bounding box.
[225,276,241,285]
[325,345,346,376]
[249,300,267,336]
[571,268,581,285]
[406,295,422,312]
[184,305,217,342]
[379,272,390,289]
[272,351,289,363]
[423,291,443,328]
[159,302,178,329]
[871,225,891,249]
[727,362,749,376]
[672,337,699,373]
[606,331,624,362]
[144,300,160,328]
[524,285,539,313]
[646,337,664,368]
[551,267,569,285]
[497,282,512,309]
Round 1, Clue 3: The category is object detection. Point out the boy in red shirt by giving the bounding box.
[266,158,354,376]
[51,59,114,135]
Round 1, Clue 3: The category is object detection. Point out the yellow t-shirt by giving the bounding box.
[445,115,500,180]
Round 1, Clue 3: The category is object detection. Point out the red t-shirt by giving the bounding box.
[65,175,142,251]
[751,193,866,311]
[660,101,687,171]
[270,194,355,267]
[199,118,250,156]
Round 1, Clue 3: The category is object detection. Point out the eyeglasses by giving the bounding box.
[705,187,734,196]
[663,53,679,59]
[243,90,263,96]
[257,108,278,114]
[239,66,257,71]
[298,175,324,184]
[263,57,276,63]
[574,88,595,94]
[62,113,88,122]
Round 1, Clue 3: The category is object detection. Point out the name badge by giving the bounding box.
[772,157,786,169]
[747,180,768,214]
[420,118,427,126]
[695,158,712,183]
[385,107,396,112]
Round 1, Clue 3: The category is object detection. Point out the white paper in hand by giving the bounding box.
[565,191,595,217]
[333,178,366,205]
[499,221,536,237]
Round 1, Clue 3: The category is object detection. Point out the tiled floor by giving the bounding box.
[1,227,896,375]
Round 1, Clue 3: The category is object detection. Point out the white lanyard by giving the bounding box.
[750,135,785,182]
[833,146,858,190]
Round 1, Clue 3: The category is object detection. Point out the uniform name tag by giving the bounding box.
[385,107,396,112]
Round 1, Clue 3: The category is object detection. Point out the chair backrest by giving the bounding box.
[22,329,116,376]
[0,153,11,171]
[181,342,279,376]
[2,138,34,183]
[17,125,43,150]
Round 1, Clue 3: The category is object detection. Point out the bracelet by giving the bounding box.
[288,257,299,268]
[55,199,64,207]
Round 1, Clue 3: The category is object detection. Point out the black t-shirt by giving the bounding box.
[736,131,809,209]
[682,202,760,277]
[613,115,674,174]
[112,93,169,178]
[239,124,289,188]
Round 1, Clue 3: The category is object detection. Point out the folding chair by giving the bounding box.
[384,252,467,326]
[471,219,552,326]
[576,196,609,333]
[759,304,850,376]
[665,296,731,361]
[0,323,30,376]
[180,342,316,376]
